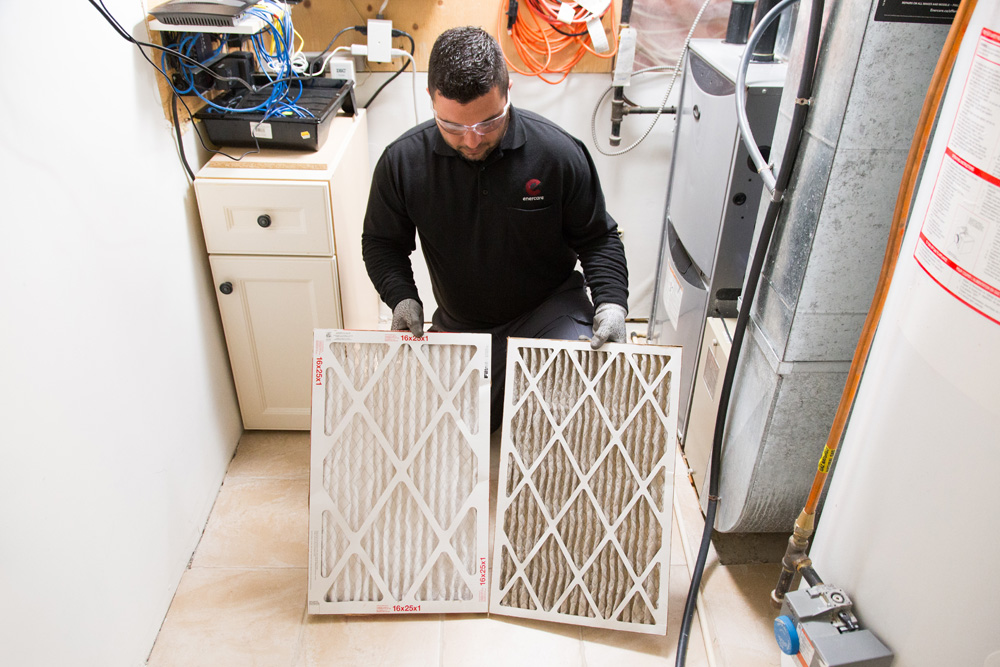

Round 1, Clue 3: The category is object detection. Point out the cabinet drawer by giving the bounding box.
[196,179,334,255]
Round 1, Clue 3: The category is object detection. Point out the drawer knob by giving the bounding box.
[219,282,234,295]
[257,214,272,228]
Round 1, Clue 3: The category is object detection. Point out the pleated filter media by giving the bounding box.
[308,330,492,614]
[490,338,680,634]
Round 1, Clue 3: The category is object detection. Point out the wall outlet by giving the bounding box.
[328,57,356,83]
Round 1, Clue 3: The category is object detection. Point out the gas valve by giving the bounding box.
[775,584,892,667]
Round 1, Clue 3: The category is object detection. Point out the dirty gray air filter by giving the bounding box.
[308,330,491,614]
[490,338,680,633]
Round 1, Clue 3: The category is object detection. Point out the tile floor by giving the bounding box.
[146,430,783,667]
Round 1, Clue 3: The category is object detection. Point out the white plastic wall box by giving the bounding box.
[309,329,492,614]
[490,338,680,634]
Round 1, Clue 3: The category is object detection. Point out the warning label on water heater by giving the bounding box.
[874,0,958,25]
[915,28,1000,326]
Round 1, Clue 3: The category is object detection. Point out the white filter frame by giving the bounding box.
[308,329,492,614]
[490,338,680,634]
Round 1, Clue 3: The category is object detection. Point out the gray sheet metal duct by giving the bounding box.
[713,0,952,532]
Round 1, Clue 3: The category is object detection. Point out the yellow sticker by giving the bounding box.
[818,446,835,473]
[301,131,311,139]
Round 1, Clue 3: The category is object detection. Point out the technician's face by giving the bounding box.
[430,85,510,162]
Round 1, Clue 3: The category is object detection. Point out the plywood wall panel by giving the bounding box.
[291,0,621,72]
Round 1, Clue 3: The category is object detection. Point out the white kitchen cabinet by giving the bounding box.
[195,111,377,429]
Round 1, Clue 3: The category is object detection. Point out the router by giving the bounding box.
[149,0,264,33]
[151,0,255,26]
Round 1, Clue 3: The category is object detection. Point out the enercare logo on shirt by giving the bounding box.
[523,178,544,202]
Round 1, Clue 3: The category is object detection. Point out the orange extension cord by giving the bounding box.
[498,0,619,84]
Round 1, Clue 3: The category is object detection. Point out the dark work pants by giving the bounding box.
[432,273,595,433]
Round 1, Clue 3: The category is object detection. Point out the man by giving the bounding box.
[362,26,628,432]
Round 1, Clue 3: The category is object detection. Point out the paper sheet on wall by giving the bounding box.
[914,27,1000,325]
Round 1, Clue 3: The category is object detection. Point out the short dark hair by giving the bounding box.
[427,26,509,104]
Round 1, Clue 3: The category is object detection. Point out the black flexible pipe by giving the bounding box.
[724,0,756,45]
[800,564,823,587]
[171,93,196,182]
[751,0,782,61]
[673,1,824,664]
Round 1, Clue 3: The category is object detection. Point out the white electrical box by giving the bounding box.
[328,58,356,82]
[366,18,393,63]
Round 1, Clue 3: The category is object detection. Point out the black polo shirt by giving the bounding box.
[361,106,628,329]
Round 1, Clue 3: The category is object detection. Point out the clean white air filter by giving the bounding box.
[490,338,680,634]
[308,330,491,614]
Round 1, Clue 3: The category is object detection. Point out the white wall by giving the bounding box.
[357,67,678,322]
[0,3,242,666]
[810,6,1000,665]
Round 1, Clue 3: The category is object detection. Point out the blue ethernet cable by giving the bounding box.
[162,0,313,120]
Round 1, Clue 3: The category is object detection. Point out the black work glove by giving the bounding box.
[391,298,424,337]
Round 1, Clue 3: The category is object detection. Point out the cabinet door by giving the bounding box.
[210,255,343,429]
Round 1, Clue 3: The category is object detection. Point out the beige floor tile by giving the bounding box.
[668,453,781,666]
[703,561,782,667]
[674,483,717,566]
[147,568,307,667]
[295,614,442,667]
[227,430,310,479]
[440,614,583,667]
[671,518,687,566]
[674,452,691,481]
[148,425,781,667]
[579,564,709,667]
[193,477,309,568]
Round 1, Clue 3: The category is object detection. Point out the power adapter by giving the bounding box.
[366,18,393,62]
[209,51,254,92]
[327,57,356,83]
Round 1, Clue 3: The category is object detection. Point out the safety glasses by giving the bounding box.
[433,98,511,136]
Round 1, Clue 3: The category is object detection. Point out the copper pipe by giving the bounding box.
[773,0,978,604]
